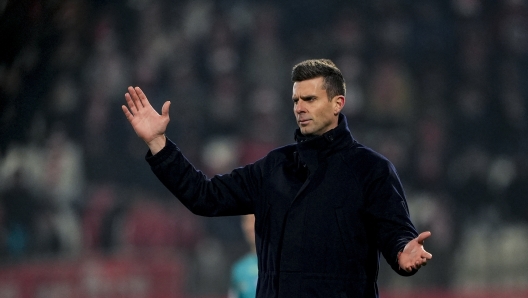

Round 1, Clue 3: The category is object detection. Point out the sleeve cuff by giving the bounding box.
[145,137,179,167]
[393,237,418,276]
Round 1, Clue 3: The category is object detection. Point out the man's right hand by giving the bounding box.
[122,86,171,155]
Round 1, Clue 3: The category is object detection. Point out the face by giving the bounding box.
[292,77,345,136]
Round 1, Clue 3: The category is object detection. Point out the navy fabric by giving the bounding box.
[146,114,418,298]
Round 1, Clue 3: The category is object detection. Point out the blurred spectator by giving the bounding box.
[208,74,243,134]
[239,85,286,164]
[42,123,85,257]
[0,169,39,259]
[497,0,528,57]
[366,57,415,126]
[496,59,527,151]
[450,83,493,150]
[447,145,495,222]
[123,194,203,252]
[502,151,528,224]
[414,113,448,189]
[245,4,288,91]
[229,215,258,298]
[82,183,118,252]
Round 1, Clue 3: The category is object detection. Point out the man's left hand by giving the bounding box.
[398,231,432,272]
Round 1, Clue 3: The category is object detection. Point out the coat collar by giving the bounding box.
[293,114,356,168]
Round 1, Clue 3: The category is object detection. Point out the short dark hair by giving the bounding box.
[291,59,346,100]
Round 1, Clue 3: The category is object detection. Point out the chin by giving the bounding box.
[301,130,314,136]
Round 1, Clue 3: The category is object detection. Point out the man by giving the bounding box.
[122,59,432,297]
[229,214,258,298]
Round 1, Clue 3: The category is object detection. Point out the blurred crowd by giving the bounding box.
[1,0,527,294]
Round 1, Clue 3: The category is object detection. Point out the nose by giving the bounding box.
[294,100,305,114]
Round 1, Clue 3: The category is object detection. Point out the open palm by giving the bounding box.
[122,86,170,146]
[398,231,432,272]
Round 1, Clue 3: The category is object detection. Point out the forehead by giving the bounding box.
[292,77,325,96]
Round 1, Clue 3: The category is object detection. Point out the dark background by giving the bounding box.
[1,0,527,297]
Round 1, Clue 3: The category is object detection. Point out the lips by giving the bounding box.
[298,119,311,125]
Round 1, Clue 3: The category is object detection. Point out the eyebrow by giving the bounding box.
[292,95,317,101]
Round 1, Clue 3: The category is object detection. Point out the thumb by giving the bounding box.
[416,231,431,244]
[161,101,171,118]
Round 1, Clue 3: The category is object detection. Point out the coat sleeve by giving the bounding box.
[362,156,419,276]
[145,138,262,216]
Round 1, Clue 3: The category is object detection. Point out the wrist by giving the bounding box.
[147,135,166,155]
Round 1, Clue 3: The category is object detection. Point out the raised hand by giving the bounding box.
[122,86,171,154]
[398,231,432,272]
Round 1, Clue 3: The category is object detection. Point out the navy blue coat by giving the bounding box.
[146,114,418,298]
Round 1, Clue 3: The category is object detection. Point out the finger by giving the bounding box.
[416,231,432,244]
[122,105,133,121]
[161,101,171,118]
[423,251,433,259]
[125,92,138,114]
[135,87,149,108]
[129,86,144,108]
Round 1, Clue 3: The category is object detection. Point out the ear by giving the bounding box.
[333,95,345,115]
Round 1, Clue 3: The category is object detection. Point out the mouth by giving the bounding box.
[298,119,311,125]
